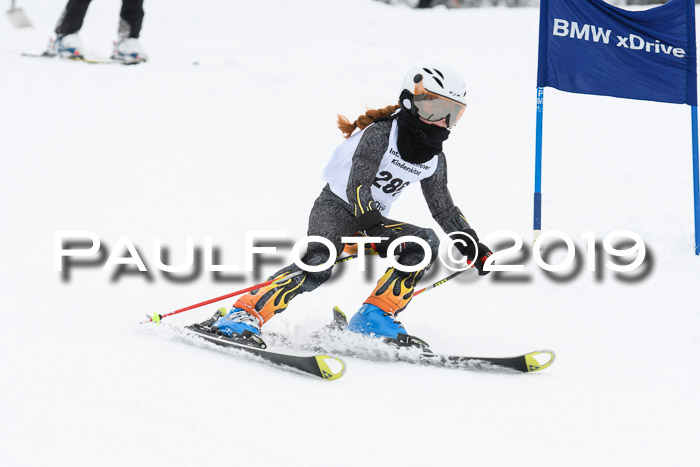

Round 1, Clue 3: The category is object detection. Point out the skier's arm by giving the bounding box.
[345,123,390,217]
[421,154,493,275]
[420,153,473,233]
[345,122,404,257]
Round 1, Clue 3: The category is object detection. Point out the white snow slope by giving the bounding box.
[2,1,699,466]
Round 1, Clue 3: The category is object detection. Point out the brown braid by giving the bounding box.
[337,104,400,138]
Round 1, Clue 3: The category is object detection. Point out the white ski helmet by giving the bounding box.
[400,64,467,129]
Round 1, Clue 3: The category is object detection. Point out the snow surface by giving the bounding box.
[2,1,700,466]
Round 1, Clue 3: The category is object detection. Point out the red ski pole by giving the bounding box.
[142,254,357,324]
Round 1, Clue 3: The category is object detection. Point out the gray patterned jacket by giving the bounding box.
[345,118,475,234]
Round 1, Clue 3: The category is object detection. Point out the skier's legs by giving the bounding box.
[383,219,440,270]
[236,216,439,323]
[216,189,355,334]
[55,0,93,36]
[347,221,438,338]
[118,0,145,39]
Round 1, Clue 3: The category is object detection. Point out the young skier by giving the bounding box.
[48,0,147,63]
[206,64,493,343]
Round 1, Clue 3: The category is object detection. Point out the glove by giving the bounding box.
[356,211,406,258]
[471,243,493,276]
[452,229,493,276]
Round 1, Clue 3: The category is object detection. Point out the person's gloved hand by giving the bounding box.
[471,242,493,275]
[357,211,406,258]
[452,229,494,276]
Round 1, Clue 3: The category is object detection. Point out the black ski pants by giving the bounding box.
[273,184,440,294]
[55,0,145,38]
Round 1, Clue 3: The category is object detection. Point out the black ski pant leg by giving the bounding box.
[55,0,93,36]
[119,0,145,38]
[273,201,440,292]
[267,187,357,295]
[383,219,440,275]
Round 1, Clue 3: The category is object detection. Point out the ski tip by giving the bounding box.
[314,355,346,381]
[332,306,348,320]
[524,350,556,373]
[331,306,349,329]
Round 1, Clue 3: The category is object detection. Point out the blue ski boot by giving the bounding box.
[211,308,261,337]
[347,266,424,338]
[347,303,407,338]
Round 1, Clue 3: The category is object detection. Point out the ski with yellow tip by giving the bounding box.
[417,349,556,373]
[324,307,556,373]
[183,323,346,381]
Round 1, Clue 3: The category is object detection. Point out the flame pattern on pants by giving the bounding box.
[232,185,439,324]
[364,267,425,316]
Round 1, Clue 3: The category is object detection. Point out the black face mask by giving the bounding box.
[396,110,450,164]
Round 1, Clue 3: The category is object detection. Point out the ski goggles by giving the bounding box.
[413,81,466,129]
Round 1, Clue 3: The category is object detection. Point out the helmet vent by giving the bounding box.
[432,77,444,89]
[423,67,433,75]
[434,69,445,79]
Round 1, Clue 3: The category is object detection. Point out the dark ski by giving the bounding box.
[414,349,556,373]
[183,324,346,380]
[268,307,556,374]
